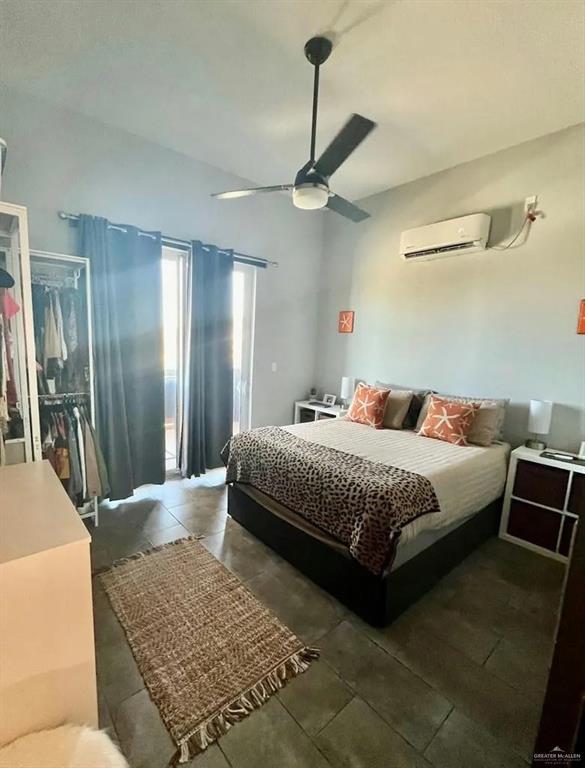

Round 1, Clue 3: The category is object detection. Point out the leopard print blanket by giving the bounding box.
[221,426,440,576]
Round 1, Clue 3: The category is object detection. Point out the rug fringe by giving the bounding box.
[169,646,320,766]
[107,535,205,569]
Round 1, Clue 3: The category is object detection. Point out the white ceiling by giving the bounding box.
[1,0,584,200]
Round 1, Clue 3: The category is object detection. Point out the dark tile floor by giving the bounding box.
[89,472,565,768]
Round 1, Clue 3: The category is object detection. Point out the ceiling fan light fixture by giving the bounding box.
[293,182,329,210]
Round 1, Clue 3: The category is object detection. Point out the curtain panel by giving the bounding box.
[79,215,165,500]
[180,241,234,477]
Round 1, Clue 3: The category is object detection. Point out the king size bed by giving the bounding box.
[222,415,509,627]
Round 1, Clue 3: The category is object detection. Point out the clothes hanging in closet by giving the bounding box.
[44,290,67,367]
[40,400,109,504]
[32,285,86,395]
[64,409,83,498]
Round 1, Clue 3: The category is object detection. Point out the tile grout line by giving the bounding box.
[309,635,449,756]
[359,615,521,709]
[482,633,504,668]
[365,626,539,759]
[320,617,541,759]
[217,742,236,768]
[272,695,339,768]
[275,654,350,740]
[421,704,456,761]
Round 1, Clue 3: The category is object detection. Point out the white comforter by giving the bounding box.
[285,418,509,547]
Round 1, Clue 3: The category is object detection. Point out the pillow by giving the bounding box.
[418,395,480,446]
[347,383,391,429]
[467,405,501,447]
[376,381,432,430]
[382,390,414,429]
[415,392,509,438]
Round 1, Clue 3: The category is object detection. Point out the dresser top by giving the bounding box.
[511,445,585,474]
[0,461,90,565]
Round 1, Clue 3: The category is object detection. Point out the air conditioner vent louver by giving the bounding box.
[400,214,491,263]
[404,241,478,259]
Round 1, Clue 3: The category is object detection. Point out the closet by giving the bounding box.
[0,202,38,465]
[30,251,102,524]
[0,201,103,526]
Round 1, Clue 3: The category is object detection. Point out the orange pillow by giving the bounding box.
[418,395,479,446]
[347,383,391,429]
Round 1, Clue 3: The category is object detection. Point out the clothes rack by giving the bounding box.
[38,392,102,525]
[29,250,101,525]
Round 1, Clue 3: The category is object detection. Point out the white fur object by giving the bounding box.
[0,725,128,768]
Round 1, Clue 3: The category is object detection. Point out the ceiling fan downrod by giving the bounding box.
[304,36,333,164]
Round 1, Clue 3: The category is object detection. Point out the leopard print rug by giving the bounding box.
[221,426,440,575]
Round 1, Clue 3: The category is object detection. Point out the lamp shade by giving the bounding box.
[340,376,356,401]
[527,400,553,435]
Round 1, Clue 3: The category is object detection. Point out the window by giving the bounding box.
[233,262,256,433]
[162,246,256,474]
[162,246,185,473]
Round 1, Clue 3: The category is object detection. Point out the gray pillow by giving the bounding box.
[467,405,501,446]
[382,390,414,429]
[376,381,433,431]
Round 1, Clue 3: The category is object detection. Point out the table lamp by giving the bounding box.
[526,400,553,450]
[340,377,355,410]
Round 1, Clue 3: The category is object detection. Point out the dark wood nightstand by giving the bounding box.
[500,446,584,561]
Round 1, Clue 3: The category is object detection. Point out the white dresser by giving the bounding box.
[0,461,97,747]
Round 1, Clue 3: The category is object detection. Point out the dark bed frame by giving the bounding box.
[228,484,502,627]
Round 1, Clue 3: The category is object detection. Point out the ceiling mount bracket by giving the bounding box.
[304,36,333,67]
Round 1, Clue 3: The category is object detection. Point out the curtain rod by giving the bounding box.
[58,211,278,268]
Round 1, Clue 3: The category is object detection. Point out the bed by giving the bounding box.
[223,418,509,626]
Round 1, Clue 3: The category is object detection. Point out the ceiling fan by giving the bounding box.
[212,36,377,222]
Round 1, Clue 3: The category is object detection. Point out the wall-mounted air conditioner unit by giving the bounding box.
[400,213,491,262]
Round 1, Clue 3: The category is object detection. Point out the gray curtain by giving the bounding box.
[79,215,165,500]
[180,241,233,477]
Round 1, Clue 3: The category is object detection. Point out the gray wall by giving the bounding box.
[2,86,583,449]
[0,86,323,428]
[315,124,585,451]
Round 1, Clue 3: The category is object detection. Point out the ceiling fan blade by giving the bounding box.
[314,114,376,179]
[212,185,292,200]
[326,194,370,222]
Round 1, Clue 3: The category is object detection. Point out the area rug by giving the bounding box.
[100,536,319,765]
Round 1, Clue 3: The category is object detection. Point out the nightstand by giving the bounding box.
[293,400,347,424]
[500,446,584,561]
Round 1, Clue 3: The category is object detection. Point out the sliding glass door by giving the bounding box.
[162,246,185,473]
[162,248,256,474]
[232,262,256,433]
